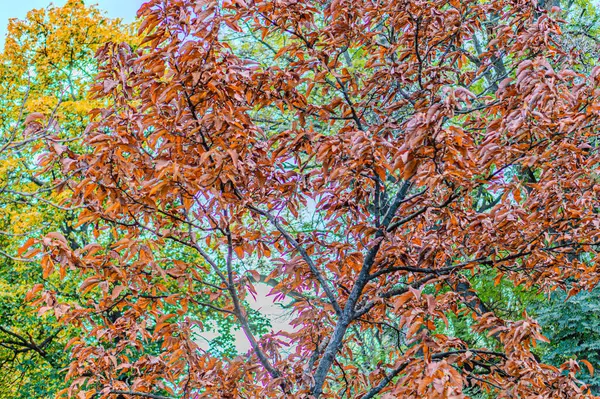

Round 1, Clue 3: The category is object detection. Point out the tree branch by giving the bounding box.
[248,205,342,316]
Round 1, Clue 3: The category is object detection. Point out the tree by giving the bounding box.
[0,1,135,397]
[36,0,600,398]
[534,287,600,395]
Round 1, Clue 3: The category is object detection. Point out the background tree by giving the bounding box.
[534,287,600,395]
[0,1,135,397]
[35,0,600,398]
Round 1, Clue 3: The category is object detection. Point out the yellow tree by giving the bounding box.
[0,1,135,397]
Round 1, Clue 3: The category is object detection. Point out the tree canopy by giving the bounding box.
[2,0,600,398]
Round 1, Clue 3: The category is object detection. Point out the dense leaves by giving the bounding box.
[0,1,135,397]
[17,0,600,398]
[535,288,600,395]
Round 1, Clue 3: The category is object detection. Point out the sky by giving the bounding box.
[0,0,146,42]
[197,283,296,354]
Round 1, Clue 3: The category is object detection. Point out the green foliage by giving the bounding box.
[534,288,600,393]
